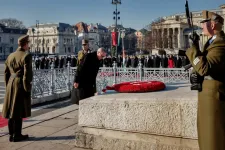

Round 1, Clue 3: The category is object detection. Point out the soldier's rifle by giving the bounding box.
[183,0,195,71]
[184,0,203,91]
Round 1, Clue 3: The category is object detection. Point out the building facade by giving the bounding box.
[27,23,77,56]
[0,24,27,60]
[151,4,225,55]
[88,23,111,52]
[73,22,89,52]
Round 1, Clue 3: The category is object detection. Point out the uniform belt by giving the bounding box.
[204,75,214,80]
[10,73,22,78]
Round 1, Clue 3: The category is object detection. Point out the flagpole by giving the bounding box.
[112,0,121,59]
[121,30,126,68]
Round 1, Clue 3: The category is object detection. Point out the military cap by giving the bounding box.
[18,35,29,44]
[82,39,89,45]
[200,10,224,25]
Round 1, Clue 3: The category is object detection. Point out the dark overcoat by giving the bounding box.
[72,51,100,104]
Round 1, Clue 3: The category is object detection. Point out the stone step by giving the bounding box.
[74,126,199,150]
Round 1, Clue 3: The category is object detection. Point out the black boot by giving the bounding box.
[13,118,29,142]
[8,119,14,142]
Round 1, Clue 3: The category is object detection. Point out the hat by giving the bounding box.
[18,35,29,44]
[200,10,224,25]
[82,39,89,45]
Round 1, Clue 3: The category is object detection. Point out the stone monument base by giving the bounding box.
[75,83,199,150]
[75,126,199,150]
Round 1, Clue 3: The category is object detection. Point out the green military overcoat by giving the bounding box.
[77,50,86,66]
[186,31,225,150]
[2,48,33,119]
[76,50,91,66]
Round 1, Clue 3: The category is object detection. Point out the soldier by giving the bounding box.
[40,57,45,69]
[181,56,189,67]
[2,35,33,142]
[186,10,225,150]
[126,56,131,68]
[59,56,64,68]
[77,39,90,66]
[174,55,182,68]
[71,56,77,67]
[144,56,149,68]
[35,57,40,70]
[161,54,168,68]
[54,56,59,68]
[45,57,49,69]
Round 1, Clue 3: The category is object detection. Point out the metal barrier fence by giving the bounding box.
[31,61,191,99]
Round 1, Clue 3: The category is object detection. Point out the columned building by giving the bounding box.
[27,23,77,55]
[0,24,27,60]
[151,4,225,55]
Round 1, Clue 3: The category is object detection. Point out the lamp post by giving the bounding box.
[111,0,121,59]
[36,20,39,55]
[32,28,35,54]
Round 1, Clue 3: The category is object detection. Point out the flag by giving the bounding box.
[122,50,126,67]
[118,31,121,46]
[111,32,118,46]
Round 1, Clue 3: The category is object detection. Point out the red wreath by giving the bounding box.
[102,81,166,93]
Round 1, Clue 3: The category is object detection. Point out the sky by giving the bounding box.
[0,0,224,30]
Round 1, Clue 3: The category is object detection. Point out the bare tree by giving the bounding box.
[145,17,168,55]
[124,33,137,55]
[0,18,26,28]
[144,31,153,54]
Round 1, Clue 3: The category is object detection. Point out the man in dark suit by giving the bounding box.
[161,55,168,68]
[72,48,106,104]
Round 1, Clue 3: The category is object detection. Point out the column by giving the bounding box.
[178,28,181,49]
[167,28,170,49]
[172,28,176,49]
[162,29,164,49]
[178,28,183,49]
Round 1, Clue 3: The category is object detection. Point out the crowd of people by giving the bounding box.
[33,54,190,70]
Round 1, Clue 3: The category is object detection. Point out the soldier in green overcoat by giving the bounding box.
[186,10,225,150]
[76,39,91,66]
[2,35,33,142]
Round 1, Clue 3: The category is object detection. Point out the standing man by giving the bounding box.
[77,39,91,66]
[72,48,106,104]
[186,10,225,150]
[2,35,33,142]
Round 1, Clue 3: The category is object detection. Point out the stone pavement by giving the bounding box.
[0,103,89,150]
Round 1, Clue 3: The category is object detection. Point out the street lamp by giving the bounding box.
[36,20,39,55]
[111,0,121,58]
[32,28,35,54]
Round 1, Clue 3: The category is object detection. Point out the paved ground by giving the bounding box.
[0,82,5,104]
[0,104,89,150]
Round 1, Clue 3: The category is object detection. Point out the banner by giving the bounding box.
[118,31,121,46]
[122,50,126,67]
[111,32,118,46]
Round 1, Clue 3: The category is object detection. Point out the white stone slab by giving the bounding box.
[78,84,198,139]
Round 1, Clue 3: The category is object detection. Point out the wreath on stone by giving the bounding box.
[102,81,166,93]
